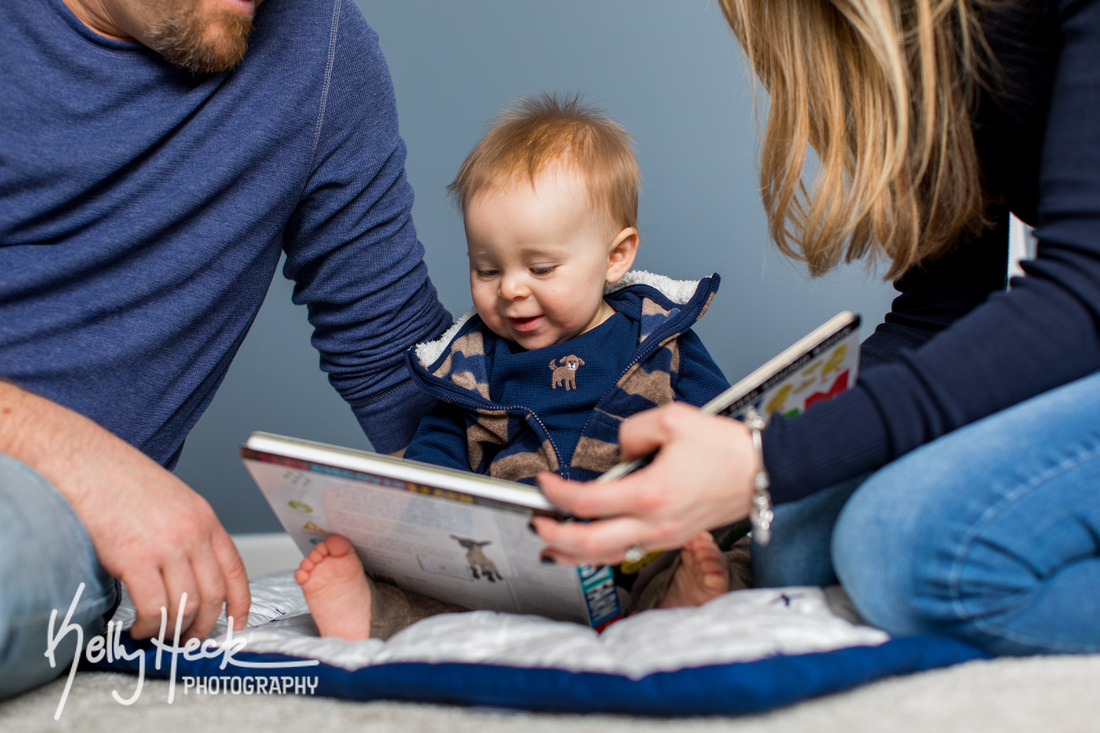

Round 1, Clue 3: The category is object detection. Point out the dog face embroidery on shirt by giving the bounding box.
[549,355,586,390]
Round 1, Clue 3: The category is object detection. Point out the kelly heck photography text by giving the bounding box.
[46,583,321,720]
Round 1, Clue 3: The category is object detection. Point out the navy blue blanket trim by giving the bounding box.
[89,633,989,716]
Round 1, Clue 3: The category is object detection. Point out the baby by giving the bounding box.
[296,94,741,639]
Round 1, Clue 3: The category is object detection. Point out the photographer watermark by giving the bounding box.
[179,675,319,696]
[46,583,320,720]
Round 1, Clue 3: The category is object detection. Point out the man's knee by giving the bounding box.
[0,454,117,699]
[0,544,117,700]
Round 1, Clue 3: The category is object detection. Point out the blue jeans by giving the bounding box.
[753,370,1100,656]
[0,453,117,699]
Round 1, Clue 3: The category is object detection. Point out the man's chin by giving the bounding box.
[164,48,247,74]
[150,13,253,74]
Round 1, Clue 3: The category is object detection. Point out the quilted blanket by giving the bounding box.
[89,572,988,716]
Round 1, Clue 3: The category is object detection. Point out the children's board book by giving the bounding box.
[241,311,860,631]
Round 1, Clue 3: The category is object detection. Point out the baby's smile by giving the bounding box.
[508,315,544,332]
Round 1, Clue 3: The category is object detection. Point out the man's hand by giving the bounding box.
[0,381,250,639]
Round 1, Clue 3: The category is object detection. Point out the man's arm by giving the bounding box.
[403,401,477,472]
[280,5,450,454]
[0,380,250,639]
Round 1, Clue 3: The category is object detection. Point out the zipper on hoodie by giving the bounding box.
[412,382,568,479]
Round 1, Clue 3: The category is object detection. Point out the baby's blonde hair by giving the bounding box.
[719,0,996,279]
[449,93,640,229]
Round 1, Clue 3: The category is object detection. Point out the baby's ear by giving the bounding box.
[606,227,639,284]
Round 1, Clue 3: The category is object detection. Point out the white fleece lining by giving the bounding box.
[415,308,478,366]
[604,269,701,303]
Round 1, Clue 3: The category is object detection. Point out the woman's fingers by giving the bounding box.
[531,514,660,567]
[536,466,696,564]
[535,403,759,567]
[615,402,686,462]
[538,472,651,520]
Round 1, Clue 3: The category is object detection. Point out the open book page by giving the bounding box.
[243,442,621,628]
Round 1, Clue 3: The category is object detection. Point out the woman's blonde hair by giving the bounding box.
[449,93,640,229]
[719,0,995,278]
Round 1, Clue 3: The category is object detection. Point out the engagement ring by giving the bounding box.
[624,543,646,564]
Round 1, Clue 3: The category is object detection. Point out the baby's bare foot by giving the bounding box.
[295,534,374,640]
[657,532,729,609]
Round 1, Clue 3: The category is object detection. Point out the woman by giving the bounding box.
[534,0,1100,656]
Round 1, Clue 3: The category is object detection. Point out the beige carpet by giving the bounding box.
[2,653,1099,733]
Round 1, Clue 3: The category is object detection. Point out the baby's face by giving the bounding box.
[464,165,620,351]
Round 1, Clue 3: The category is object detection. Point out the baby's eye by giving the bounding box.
[474,269,500,279]
[529,266,556,276]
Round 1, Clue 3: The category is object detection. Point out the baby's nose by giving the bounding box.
[499,274,530,299]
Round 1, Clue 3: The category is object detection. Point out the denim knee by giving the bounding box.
[752,476,864,588]
[0,454,117,699]
[831,474,938,637]
[833,372,1100,655]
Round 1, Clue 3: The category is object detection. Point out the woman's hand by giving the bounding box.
[534,403,757,566]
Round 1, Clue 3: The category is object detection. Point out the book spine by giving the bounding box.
[577,564,622,630]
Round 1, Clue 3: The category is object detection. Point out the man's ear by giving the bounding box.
[605,227,639,284]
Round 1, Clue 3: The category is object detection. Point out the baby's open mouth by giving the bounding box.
[509,316,543,332]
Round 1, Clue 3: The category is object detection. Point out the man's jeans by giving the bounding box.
[0,453,117,698]
[753,370,1100,655]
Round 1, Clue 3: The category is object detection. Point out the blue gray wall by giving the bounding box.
[176,0,896,534]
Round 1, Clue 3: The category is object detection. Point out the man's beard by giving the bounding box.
[147,6,254,74]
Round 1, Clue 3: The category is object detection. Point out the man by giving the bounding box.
[0,0,451,697]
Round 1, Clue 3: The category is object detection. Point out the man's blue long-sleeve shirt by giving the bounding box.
[0,0,451,464]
